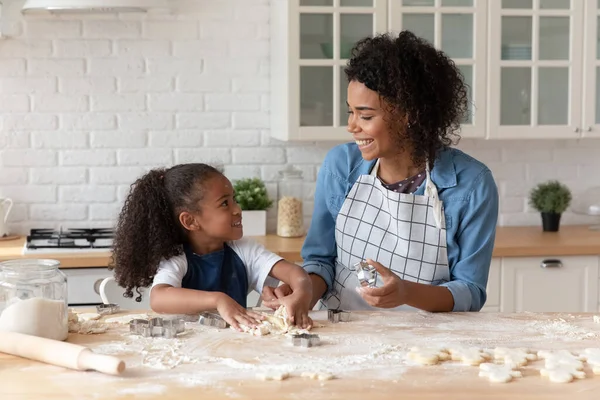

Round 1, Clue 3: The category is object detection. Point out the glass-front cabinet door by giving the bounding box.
[271,0,387,141]
[488,0,584,139]
[388,0,487,138]
[583,0,600,138]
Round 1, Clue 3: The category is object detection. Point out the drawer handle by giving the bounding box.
[540,259,563,269]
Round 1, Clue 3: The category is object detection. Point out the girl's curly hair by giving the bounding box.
[344,30,468,168]
[109,163,222,302]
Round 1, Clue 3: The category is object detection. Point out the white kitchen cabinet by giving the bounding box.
[583,0,600,138]
[388,0,488,138]
[272,0,600,142]
[480,257,501,312]
[271,0,387,141]
[487,0,585,139]
[500,255,599,313]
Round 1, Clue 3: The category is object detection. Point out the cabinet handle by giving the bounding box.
[586,126,593,132]
[573,127,580,133]
[540,259,563,269]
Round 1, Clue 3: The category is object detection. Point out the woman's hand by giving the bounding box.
[261,284,293,310]
[216,293,264,332]
[357,259,409,308]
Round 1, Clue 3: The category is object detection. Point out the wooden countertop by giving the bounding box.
[1,309,600,399]
[1,225,599,268]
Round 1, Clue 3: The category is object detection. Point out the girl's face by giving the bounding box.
[346,80,404,161]
[180,174,244,242]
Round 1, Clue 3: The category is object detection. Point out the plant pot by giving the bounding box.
[541,212,561,232]
[242,210,267,236]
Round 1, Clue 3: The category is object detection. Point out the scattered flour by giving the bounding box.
[117,384,167,395]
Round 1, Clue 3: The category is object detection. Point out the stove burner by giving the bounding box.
[26,228,115,250]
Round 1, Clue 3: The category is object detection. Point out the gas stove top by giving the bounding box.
[22,228,114,254]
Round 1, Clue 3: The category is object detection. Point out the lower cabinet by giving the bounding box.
[481,256,600,313]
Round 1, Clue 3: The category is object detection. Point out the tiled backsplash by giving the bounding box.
[0,0,599,234]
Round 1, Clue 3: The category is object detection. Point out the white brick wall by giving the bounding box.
[1,0,600,235]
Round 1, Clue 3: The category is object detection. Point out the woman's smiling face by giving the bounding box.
[346,80,403,161]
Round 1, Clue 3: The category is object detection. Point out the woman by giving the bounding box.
[263,31,498,313]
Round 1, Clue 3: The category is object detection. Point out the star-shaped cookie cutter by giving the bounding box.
[353,260,378,287]
[129,317,185,338]
[96,303,120,315]
[198,311,229,329]
[290,333,320,348]
[327,309,350,323]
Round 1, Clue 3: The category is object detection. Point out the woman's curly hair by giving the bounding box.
[344,30,469,168]
[109,163,222,302]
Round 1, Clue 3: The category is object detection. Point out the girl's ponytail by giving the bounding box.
[110,168,184,301]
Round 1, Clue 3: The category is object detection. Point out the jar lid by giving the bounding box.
[278,165,303,180]
[0,259,60,272]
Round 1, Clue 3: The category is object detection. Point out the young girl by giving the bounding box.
[109,163,313,331]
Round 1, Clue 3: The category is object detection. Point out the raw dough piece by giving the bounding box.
[105,313,150,324]
[77,312,102,321]
[538,350,586,383]
[448,347,491,366]
[406,347,450,366]
[68,309,108,334]
[256,372,290,381]
[238,305,310,337]
[479,363,522,383]
[301,372,335,381]
[0,297,68,341]
[593,315,600,324]
[493,347,537,367]
[580,348,600,374]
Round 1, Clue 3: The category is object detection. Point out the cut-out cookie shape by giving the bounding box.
[406,347,450,365]
[448,347,491,366]
[479,363,523,383]
[538,350,586,383]
[301,371,335,381]
[580,348,600,375]
[256,372,290,381]
[493,347,537,367]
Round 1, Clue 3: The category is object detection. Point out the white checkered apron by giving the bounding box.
[324,161,450,311]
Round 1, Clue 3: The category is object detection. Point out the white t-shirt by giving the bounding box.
[151,238,283,295]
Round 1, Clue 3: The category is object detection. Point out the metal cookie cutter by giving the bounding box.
[291,333,320,348]
[129,317,185,338]
[327,309,350,323]
[96,303,120,315]
[198,311,229,329]
[354,260,378,287]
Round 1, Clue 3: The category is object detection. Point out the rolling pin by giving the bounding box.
[0,331,126,376]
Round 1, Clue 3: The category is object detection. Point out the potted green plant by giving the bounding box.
[233,177,273,236]
[528,180,572,232]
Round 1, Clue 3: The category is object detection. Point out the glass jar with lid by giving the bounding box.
[277,165,305,237]
[0,259,68,341]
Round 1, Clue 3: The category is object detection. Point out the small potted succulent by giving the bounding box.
[529,180,572,232]
[233,177,273,236]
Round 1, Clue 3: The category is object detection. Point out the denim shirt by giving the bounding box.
[301,143,499,312]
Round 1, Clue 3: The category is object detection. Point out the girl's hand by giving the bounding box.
[216,293,264,331]
[278,291,313,330]
[356,259,408,308]
[261,284,292,309]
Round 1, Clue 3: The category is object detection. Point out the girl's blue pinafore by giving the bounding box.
[181,244,248,307]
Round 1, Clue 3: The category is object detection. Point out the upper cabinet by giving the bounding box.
[488,0,585,139]
[389,0,488,138]
[270,0,387,141]
[583,0,600,138]
[271,0,600,141]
